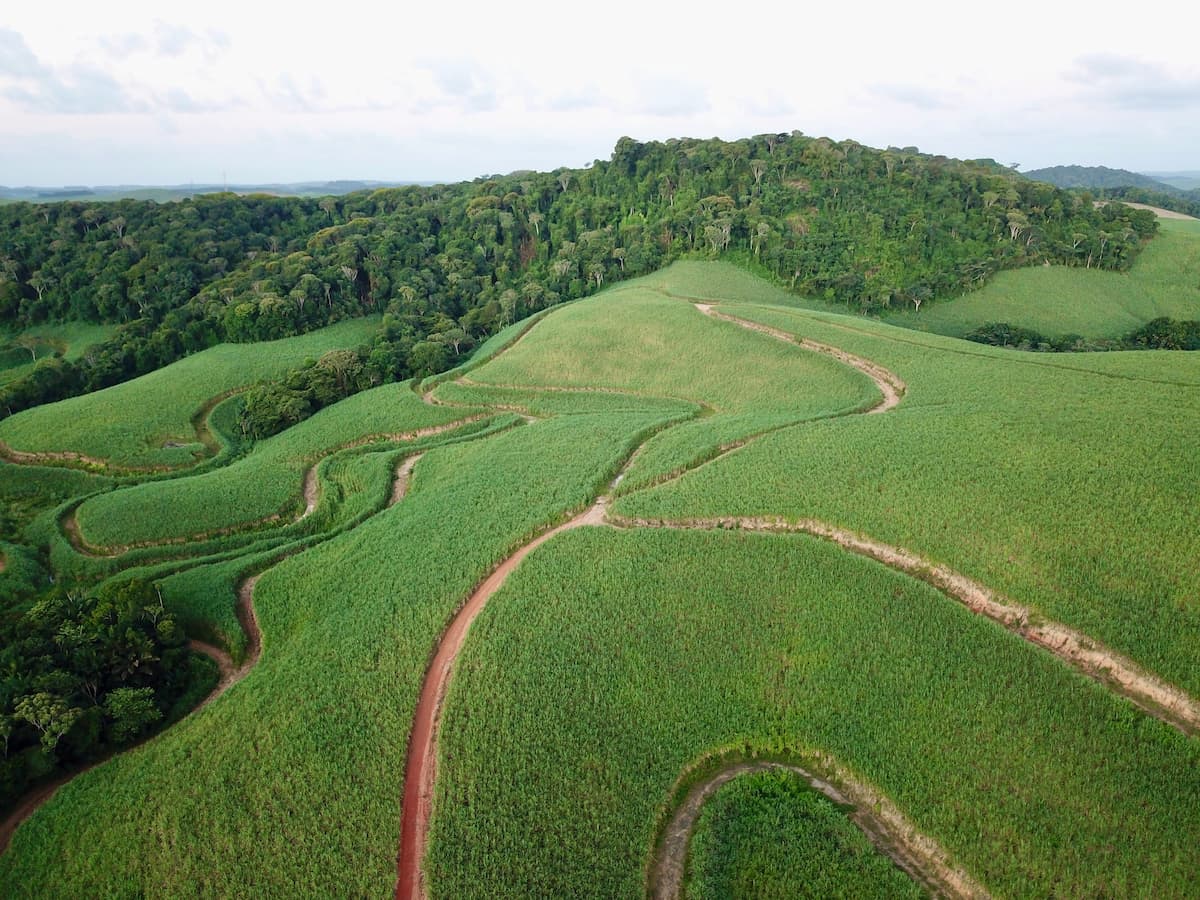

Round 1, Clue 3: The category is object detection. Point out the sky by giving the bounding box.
[1,1,1197,186]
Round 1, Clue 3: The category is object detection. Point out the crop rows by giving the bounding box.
[73,383,483,547]
[617,291,1200,696]
[684,768,923,899]
[428,526,1200,897]
[0,317,379,469]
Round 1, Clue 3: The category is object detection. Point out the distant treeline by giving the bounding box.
[0,133,1158,417]
[966,317,1200,352]
[1097,186,1200,220]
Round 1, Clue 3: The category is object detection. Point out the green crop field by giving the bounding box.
[685,769,923,899]
[428,527,1199,897]
[884,218,1200,338]
[2,257,1197,899]
[616,295,1200,697]
[0,318,378,470]
[0,322,118,387]
[72,382,484,547]
[469,275,875,489]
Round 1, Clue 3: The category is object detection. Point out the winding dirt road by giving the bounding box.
[396,295,1200,898]
[0,572,263,856]
[60,417,485,558]
[0,388,244,475]
[0,437,427,857]
[650,757,988,900]
[396,494,610,900]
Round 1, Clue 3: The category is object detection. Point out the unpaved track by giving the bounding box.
[61,417,485,557]
[396,494,610,900]
[0,575,262,856]
[0,388,244,475]
[613,514,1200,737]
[695,304,905,412]
[397,294,1199,897]
[391,455,422,506]
[651,757,988,900]
[2,433,434,856]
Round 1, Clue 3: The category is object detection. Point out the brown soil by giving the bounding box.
[62,416,486,557]
[300,466,320,519]
[192,573,263,714]
[1098,200,1198,221]
[390,454,423,507]
[397,293,1199,895]
[611,514,1200,738]
[650,757,988,900]
[396,463,621,899]
[0,776,72,856]
[695,304,905,412]
[0,387,246,475]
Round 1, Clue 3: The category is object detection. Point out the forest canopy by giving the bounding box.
[0,133,1158,417]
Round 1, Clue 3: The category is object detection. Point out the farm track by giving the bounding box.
[0,387,244,475]
[651,757,988,900]
[398,293,1200,897]
[613,514,1200,737]
[59,417,486,557]
[0,439,428,857]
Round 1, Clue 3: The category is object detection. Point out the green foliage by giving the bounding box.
[103,687,162,744]
[617,298,1200,695]
[885,219,1200,339]
[73,381,484,546]
[1,133,1156,416]
[0,410,679,895]
[427,528,1200,897]
[1,258,1197,896]
[0,578,209,808]
[686,769,922,899]
[466,274,873,488]
[0,318,379,469]
[1126,316,1200,350]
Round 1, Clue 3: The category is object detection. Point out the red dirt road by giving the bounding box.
[395,499,607,900]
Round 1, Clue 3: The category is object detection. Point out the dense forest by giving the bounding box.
[0,577,214,807]
[1,133,1158,420]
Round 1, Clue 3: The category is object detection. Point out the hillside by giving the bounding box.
[1023,164,1182,193]
[1,261,1197,897]
[884,217,1200,340]
[0,134,1156,420]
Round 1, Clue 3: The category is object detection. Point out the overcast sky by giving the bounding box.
[1,1,1197,185]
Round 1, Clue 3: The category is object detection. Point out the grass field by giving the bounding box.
[0,317,378,469]
[428,527,1200,897]
[2,257,1198,897]
[684,769,923,899]
[72,382,484,547]
[616,294,1200,697]
[884,218,1200,338]
[467,277,874,489]
[0,321,118,387]
[0,408,680,895]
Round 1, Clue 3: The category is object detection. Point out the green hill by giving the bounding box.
[883,218,1200,339]
[3,261,1196,897]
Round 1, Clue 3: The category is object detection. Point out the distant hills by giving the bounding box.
[1023,165,1200,218]
[1144,172,1200,192]
[0,180,432,204]
[1022,165,1185,194]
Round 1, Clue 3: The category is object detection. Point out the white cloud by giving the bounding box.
[0,2,1197,183]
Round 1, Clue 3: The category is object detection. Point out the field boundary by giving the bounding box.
[63,416,490,556]
[648,749,989,900]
